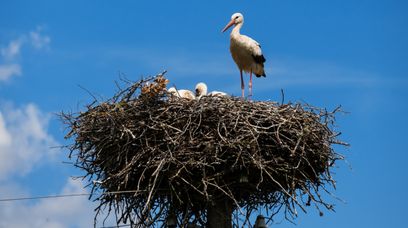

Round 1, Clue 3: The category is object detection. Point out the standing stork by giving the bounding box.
[222,12,266,98]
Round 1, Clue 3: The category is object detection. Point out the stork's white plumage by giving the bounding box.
[195,82,228,98]
[195,83,208,98]
[168,87,196,100]
[208,91,228,97]
[222,12,266,98]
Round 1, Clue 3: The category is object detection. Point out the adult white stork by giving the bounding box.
[222,12,266,98]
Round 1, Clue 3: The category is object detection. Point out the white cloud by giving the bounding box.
[0,39,22,60]
[0,178,95,228]
[0,39,23,81]
[0,102,119,228]
[29,28,51,50]
[0,113,12,146]
[0,64,22,81]
[0,102,101,228]
[0,103,59,180]
[0,26,50,82]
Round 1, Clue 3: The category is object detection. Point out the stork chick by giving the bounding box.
[195,82,208,98]
[195,82,228,98]
[168,87,196,100]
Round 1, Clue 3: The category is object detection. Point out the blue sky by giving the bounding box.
[0,0,407,227]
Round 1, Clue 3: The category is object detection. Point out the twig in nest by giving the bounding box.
[61,72,347,227]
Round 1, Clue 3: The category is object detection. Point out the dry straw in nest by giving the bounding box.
[61,72,347,227]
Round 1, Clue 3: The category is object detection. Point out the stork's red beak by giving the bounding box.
[222,19,235,32]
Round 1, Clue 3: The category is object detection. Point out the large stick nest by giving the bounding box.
[62,72,347,227]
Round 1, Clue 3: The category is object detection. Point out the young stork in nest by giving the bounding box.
[222,12,266,98]
[195,82,228,99]
[168,87,195,100]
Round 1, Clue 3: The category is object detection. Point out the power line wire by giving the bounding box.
[0,193,90,202]
[0,190,140,202]
[99,224,132,228]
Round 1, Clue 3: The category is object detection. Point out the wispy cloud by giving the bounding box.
[0,102,58,179]
[0,39,23,61]
[103,47,236,77]
[0,39,23,81]
[29,27,51,50]
[0,178,95,228]
[0,64,22,81]
[0,101,122,227]
[266,59,382,89]
[0,26,51,82]
[103,47,394,91]
[0,102,101,228]
[132,49,390,94]
[229,57,407,95]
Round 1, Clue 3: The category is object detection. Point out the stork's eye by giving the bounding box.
[235,16,239,19]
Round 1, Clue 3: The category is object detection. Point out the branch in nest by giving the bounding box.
[61,71,347,227]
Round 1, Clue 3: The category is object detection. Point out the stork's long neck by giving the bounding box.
[230,22,243,38]
[202,86,208,96]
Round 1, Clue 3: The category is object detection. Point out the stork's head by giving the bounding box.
[195,82,208,97]
[167,87,178,96]
[222,13,244,32]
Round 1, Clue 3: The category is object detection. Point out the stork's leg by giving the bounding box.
[249,71,253,99]
[240,69,245,98]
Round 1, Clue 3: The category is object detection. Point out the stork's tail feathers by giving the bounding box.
[252,54,266,77]
[252,54,266,64]
[255,70,266,77]
[255,72,266,77]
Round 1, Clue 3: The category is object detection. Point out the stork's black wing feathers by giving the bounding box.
[252,54,266,64]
